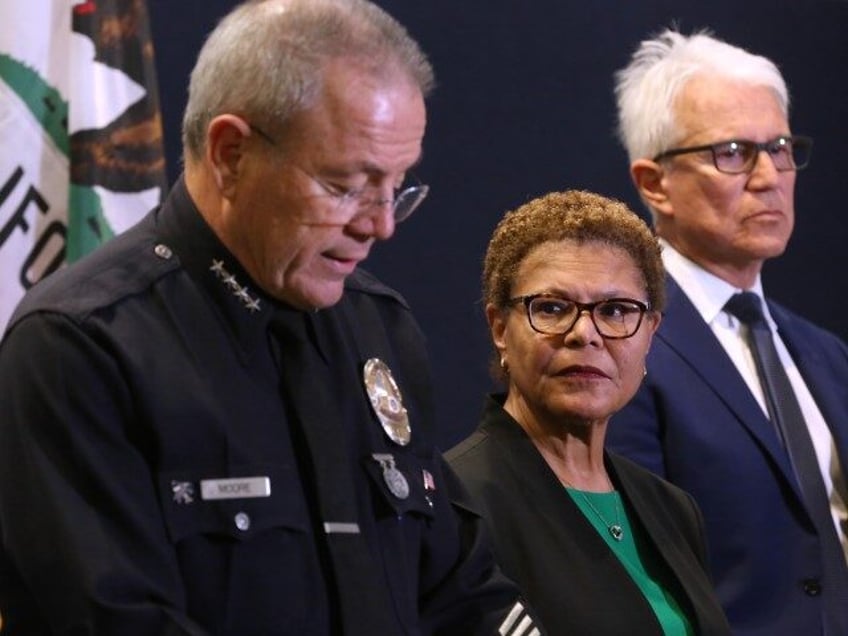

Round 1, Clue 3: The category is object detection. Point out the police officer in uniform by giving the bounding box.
[0,1,541,634]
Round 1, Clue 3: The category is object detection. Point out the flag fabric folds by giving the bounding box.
[0,0,166,331]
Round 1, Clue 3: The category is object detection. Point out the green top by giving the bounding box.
[565,488,695,636]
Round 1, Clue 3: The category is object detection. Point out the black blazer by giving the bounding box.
[447,395,730,636]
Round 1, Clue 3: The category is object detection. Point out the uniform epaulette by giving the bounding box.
[5,212,180,331]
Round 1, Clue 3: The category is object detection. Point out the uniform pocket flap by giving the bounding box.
[158,463,309,542]
[362,452,437,519]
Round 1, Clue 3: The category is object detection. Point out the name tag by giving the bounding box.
[200,476,271,500]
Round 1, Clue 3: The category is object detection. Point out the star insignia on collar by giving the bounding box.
[245,297,261,313]
[209,259,262,313]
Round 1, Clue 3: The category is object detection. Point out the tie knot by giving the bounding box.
[724,292,767,327]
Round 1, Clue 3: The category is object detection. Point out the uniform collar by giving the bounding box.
[154,176,286,356]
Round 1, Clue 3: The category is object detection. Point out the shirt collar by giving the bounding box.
[658,238,772,326]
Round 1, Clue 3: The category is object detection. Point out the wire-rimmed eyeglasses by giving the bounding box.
[652,135,813,175]
[508,294,651,339]
[248,122,429,223]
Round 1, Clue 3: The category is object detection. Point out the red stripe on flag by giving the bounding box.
[74,2,97,16]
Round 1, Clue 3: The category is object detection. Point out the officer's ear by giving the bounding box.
[206,115,252,196]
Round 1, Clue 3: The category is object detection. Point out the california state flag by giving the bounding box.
[0,0,166,331]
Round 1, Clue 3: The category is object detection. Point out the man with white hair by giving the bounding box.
[608,28,848,636]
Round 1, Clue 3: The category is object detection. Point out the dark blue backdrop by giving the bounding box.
[149,0,848,449]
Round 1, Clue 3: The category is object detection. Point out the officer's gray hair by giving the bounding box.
[614,28,789,165]
[181,0,434,162]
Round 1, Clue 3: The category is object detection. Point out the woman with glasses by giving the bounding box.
[446,190,730,635]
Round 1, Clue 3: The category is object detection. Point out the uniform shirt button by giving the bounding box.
[154,243,173,259]
[234,512,250,531]
[802,578,822,596]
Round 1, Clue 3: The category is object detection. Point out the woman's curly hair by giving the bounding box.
[482,189,665,383]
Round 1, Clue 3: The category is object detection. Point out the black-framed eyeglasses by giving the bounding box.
[248,122,429,223]
[652,135,813,175]
[507,294,651,339]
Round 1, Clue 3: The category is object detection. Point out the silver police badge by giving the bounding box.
[363,358,411,446]
[373,453,410,500]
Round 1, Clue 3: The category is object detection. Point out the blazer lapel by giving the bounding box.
[610,454,692,566]
[482,401,635,563]
[770,301,848,477]
[608,455,725,635]
[659,278,797,481]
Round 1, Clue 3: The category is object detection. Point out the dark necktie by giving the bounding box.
[269,309,398,635]
[725,292,848,634]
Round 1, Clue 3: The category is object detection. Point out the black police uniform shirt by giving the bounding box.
[0,177,537,635]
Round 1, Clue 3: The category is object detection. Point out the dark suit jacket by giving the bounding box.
[447,395,731,635]
[607,276,848,636]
